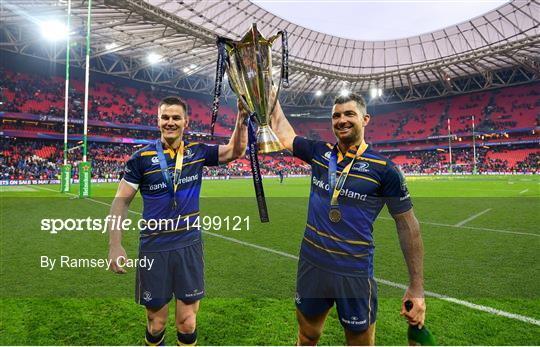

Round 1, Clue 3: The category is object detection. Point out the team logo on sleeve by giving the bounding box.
[324,151,331,159]
[151,156,159,165]
[394,165,410,198]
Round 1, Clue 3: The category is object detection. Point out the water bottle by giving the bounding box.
[405,300,436,346]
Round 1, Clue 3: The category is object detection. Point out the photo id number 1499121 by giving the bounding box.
[185,215,250,231]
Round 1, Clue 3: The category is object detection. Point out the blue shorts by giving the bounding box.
[135,242,205,308]
[295,258,377,332]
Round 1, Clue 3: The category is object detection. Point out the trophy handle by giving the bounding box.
[268,31,287,120]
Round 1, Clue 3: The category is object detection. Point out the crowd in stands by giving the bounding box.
[1,139,60,180]
[1,69,236,136]
[0,139,134,180]
[387,145,539,174]
[0,139,311,181]
[3,67,538,144]
[515,152,539,172]
[2,138,537,181]
[363,84,539,143]
[204,154,311,177]
[1,119,158,139]
[1,65,538,181]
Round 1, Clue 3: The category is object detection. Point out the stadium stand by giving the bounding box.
[1,65,538,181]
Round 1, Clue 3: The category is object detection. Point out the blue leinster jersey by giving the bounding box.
[123,140,219,252]
[293,136,412,277]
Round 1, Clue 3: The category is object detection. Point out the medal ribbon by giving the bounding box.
[329,141,369,209]
[155,139,184,210]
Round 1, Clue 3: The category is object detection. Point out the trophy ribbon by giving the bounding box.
[278,30,289,88]
[247,112,270,222]
[328,142,369,223]
[155,139,184,211]
[210,37,227,136]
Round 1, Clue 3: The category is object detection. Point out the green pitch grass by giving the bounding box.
[1,175,539,345]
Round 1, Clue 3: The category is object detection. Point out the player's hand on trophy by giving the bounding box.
[400,286,426,328]
[237,98,249,121]
[108,244,128,274]
[270,86,284,118]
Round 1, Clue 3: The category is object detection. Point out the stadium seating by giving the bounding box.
[386,146,539,174]
[2,68,538,142]
[1,66,538,180]
[2,137,537,180]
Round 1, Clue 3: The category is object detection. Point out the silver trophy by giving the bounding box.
[220,23,288,153]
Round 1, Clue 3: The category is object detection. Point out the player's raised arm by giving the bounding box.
[218,100,248,164]
[270,92,296,152]
[393,208,426,328]
[107,179,137,274]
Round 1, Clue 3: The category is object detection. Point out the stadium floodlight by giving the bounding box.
[370,87,383,98]
[315,90,323,97]
[189,64,197,69]
[40,20,69,41]
[147,52,163,64]
[183,67,190,73]
[105,42,118,50]
[340,89,349,97]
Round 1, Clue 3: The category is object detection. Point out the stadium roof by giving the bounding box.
[1,0,539,107]
[252,1,510,42]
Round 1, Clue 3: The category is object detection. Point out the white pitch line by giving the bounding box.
[31,185,540,326]
[454,208,492,227]
[205,231,299,260]
[375,278,540,326]
[519,188,529,194]
[205,231,540,327]
[377,216,539,237]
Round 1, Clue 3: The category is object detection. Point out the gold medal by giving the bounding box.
[329,208,341,223]
[328,142,368,224]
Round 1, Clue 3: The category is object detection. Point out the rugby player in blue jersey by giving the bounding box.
[107,96,247,346]
[271,92,425,345]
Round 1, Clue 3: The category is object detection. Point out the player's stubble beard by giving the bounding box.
[160,128,183,149]
[334,121,364,153]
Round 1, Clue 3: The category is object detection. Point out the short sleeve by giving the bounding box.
[201,143,219,167]
[293,136,317,164]
[382,164,413,215]
[123,154,142,186]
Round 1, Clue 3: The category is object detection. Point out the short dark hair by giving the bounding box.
[333,93,367,114]
[158,96,188,114]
